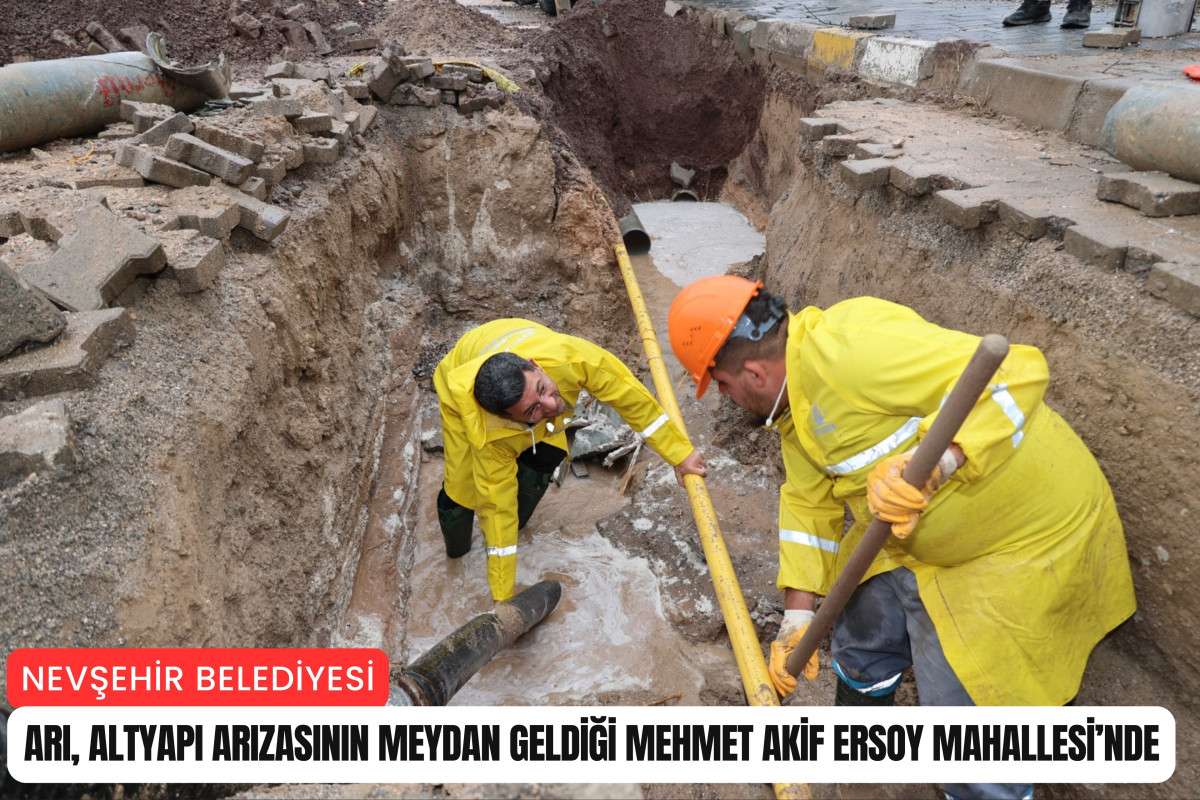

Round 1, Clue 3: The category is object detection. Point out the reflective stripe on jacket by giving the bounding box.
[434,319,693,601]
[773,298,1135,705]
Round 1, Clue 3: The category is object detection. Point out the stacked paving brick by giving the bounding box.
[361,44,508,113]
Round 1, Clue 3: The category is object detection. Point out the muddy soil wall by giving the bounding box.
[0,104,619,683]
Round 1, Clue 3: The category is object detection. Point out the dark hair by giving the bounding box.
[714,290,789,372]
[474,352,535,415]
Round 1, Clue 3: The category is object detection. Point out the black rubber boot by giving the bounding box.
[437,486,475,559]
[1002,0,1051,25]
[834,679,898,707]
[516,463,554,529]
[1060,0,1092,28]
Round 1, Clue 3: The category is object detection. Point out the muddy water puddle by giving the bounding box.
[400,457,719,705]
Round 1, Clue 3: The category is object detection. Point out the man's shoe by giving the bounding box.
[1003,0,1052,25]
[1061,0,1093,28]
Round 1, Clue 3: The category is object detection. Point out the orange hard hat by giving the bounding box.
[668,275,763,398]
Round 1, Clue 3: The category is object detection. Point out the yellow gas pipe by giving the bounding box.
[613,242,810,800]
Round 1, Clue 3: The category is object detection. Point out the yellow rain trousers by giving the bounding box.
[434,318,694,601]
[771,297,1136,706]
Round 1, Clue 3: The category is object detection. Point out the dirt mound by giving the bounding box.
[532,0,766,213]
[373,0,521,56]
[1,0,386,66]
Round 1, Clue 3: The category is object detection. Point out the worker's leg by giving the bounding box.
[437,486,475,559]
[830,570,911,706]
[515,444,567,529]
[893,567,1033,800]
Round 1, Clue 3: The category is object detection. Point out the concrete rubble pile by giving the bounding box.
[362,44,509,113]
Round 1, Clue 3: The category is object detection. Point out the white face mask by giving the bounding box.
[764,376,788,428]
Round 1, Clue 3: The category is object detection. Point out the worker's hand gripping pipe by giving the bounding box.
[784,335,1010,679]
[613,243,810,800]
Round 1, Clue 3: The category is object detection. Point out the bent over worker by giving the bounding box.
[434,318,706,602]
[667,277,1135,800]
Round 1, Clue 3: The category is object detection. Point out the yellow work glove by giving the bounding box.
[866,448,957,538]
[768,609,819,697]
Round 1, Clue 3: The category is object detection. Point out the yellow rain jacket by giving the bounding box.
[434,318,694,601]
[772,297,1135,706]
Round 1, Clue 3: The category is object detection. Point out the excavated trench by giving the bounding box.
[5,0,1200,797]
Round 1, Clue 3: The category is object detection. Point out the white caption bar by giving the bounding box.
[7,705,1175,784]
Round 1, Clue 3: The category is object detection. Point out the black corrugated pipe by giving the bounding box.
[618,211,651,255]
[390,580,562,706]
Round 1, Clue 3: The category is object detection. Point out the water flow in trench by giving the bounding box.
[356,202,766,706]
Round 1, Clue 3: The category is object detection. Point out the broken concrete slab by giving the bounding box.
[245,96,305,119]
[239,176,268,201]
[119,100,175,133]
[255,155,288,186]
[859,36,936,88]
[0,261,65,358]
[347,37,381,51]
[303,22,333,55]
[18,205,166,312]
[294,112,334,134]
[934,187,999,229]
[732,20,757,61]
[368,62,406,101]
[294,63,332,83]
[839,157,893,191]
[282,2,307,19]
[809,28,872,71]
[820,132,875,157]
[849,13,896,29]
[229,83,269,101]
[431,73,468,92]
[392,84,441,108]
[164,133,256,185]
[98,123,136,140]
[265,61,296,79]
[888,159,954,197]
[165,186,242,240]
[158,229,225,293]
[0,308,133,401]
[134,112,194,146]
[192,122,267,162]
[343,80,370,100]
[855,142,903,159]
[459,88,504,115]
[1097,172,1200,218]
[0,399,75,488]
[670,161,696,188]
[958,58,1086,134]
[1083,27,1140,48]
[331,21,363,36]
[352,104,378,134]
[217,186,291,242]
[402,57,436,81]
[1064,223,1128,271]
[664,0,684,17]
[69,167,144,190]
[86,22,124,52]
[798,118,841,141]
[1147,261,1200,316]
[116,143,212,188]
[231,12,263,38]
[301,136,341,163]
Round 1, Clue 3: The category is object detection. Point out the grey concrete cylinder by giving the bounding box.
[0,52,208,152]
[1102,84,1200,184]
[618,210,651,255]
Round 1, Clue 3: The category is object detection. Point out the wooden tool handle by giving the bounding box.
[783,334,1010,679]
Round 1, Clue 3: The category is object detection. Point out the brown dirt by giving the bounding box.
[0,0,387,66]
[531,0,767,214]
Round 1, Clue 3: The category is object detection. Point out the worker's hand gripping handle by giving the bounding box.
[783,334,1010,680]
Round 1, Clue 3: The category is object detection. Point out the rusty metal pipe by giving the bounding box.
[0,52,208,152]
[391,580,562,706]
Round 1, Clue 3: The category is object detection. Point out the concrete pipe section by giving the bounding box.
[389,580,562,706]
[618,210,652,255]
[0,52,210,152]
[671,189,699,202]
[1102,84,1200,184]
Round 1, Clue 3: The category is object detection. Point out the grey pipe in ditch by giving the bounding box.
[0,52,209,152]
[618,211,652,255]
[389,580,562,706]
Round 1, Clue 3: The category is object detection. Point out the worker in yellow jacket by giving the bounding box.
[668,277,1136,800]
[434,318,706,602]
